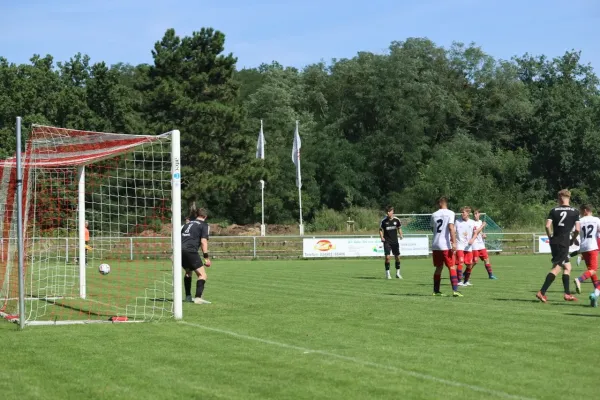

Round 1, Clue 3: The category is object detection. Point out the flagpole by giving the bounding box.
[258,119,266,236]
[296,120,304,236]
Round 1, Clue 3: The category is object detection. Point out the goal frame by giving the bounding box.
[4,118,182,328]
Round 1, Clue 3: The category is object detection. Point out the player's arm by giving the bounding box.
[397,219,403,240]
[571,221,581,245]
[200,225,211,267]
[379,220,385,242]
[470,224,485,245]
[545,219,553,238]
[449,223,457,251]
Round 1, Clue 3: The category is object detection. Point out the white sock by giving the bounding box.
[595,288,600,297]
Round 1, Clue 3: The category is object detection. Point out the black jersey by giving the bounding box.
[547,206,579,245]
[380,217,402,243]
[181,219,210,252]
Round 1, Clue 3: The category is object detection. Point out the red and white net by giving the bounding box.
[0,125,175,325]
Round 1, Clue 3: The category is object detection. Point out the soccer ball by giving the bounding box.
[98,263,111,275]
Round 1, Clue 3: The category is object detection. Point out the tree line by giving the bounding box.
[1,28,598,228]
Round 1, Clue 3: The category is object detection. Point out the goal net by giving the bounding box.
[0,125,182,326]
[396,213,503,252]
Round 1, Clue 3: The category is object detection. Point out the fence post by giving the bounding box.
[532,233,535,254]
[253,236,257,259]
[65,237,69,263]
[130,237,134,261]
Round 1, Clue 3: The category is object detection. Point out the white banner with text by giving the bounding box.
[302,237,429,258]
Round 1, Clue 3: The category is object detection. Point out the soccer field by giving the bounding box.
[0,255,595,400]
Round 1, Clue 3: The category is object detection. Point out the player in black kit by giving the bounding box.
[379,206,404,279]
[181,205,212,304]
[536,189,580,303]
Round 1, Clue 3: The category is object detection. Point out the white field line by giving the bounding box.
[179,321,535,400]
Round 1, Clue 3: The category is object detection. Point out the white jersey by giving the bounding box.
[455,218,476,251]
[431,209,456,251]
[579,216,600,252]
[472,220,485,250]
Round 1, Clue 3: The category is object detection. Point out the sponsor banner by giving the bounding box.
[538,236,580,254]
[538,236,551,253]
[303,237,429,258]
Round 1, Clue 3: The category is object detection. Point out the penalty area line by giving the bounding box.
[179,321,535,400]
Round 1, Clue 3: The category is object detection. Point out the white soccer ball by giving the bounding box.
[98,263,111,275]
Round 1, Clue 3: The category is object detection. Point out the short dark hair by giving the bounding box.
[473,208,480,213]
[437,196,448,206]
[385,205,394,213]
[189,202,208,219]
[580,204,592,213]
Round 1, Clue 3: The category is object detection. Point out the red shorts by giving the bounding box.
[455,250,473,265]
[432,250,455,268]
[597,239,600,249]
[472,249,488,262]
[582,250,598,271]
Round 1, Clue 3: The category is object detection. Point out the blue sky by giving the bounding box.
[1,0,598,72]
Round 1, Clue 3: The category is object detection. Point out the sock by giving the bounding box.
[569,250,580,258]
[540,273,556,295]
[456,264,463,281]
[184,276,192,296]
[449,269,459,292]
[593,277,600,290]
[463,267,472,283]
[385,262,390,272]
[562,274,571,295]
[433,273,442,293]
[195,279,206,298]
[595,287,600,297]
[395,261,401,273]
[578,270,592,283]
[485,263,493,277]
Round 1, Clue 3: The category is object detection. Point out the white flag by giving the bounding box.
[256,120,265,159]
[292,121,301,188]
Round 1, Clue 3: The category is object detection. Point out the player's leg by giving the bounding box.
[181,252,194,302]
[384,243,392,279]
[393,244,402,279]
[193,266,210,304]
[537,244,564,302]
[432,252,444,295]
[455,250,464,286]
[444,251,462,296]
[480,249,497,279]
[562,261,577,301]
[463,251,474,286]
[574,251,594,294]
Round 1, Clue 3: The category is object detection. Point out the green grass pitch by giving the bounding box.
[0,255,595,399]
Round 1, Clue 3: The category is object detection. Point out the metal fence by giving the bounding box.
[1,233,550,262]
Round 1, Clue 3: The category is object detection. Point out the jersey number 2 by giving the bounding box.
[436,219,443,233]
[558,211,567,226]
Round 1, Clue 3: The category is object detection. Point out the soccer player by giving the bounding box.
[571,205,600,306]
[431,197,462,297]
[84,220,91,267]
[181,206,212,304]
[471,209,497,280]
[455,207,484,286]
[536,189,580,303]
[379,206,403,279]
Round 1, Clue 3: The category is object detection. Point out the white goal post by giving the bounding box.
[0,120,182,327]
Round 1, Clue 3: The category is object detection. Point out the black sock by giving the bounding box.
[395,261,400,272]
[184,276,192,296]
[562,274,571,295]
[540,273,556,295]
[195,279,206,298]
[385,262,390,271]
[464,268,472,283]
[569,250,580,258]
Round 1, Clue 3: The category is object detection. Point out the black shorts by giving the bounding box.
[182,251,203,272]
[550,243,569,266]
[384,242,400,256]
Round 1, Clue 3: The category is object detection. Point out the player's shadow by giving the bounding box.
[565,312,600,317]
[385,293,432,297]
[493,298,577,307]
[353,276,379,280]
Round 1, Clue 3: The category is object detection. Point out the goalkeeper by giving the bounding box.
[181,205,212,304]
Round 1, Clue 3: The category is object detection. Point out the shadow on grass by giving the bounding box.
[493,298,578,307]
[565,312,600,317]
[353,276,379,280]
[385,293,433,297]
